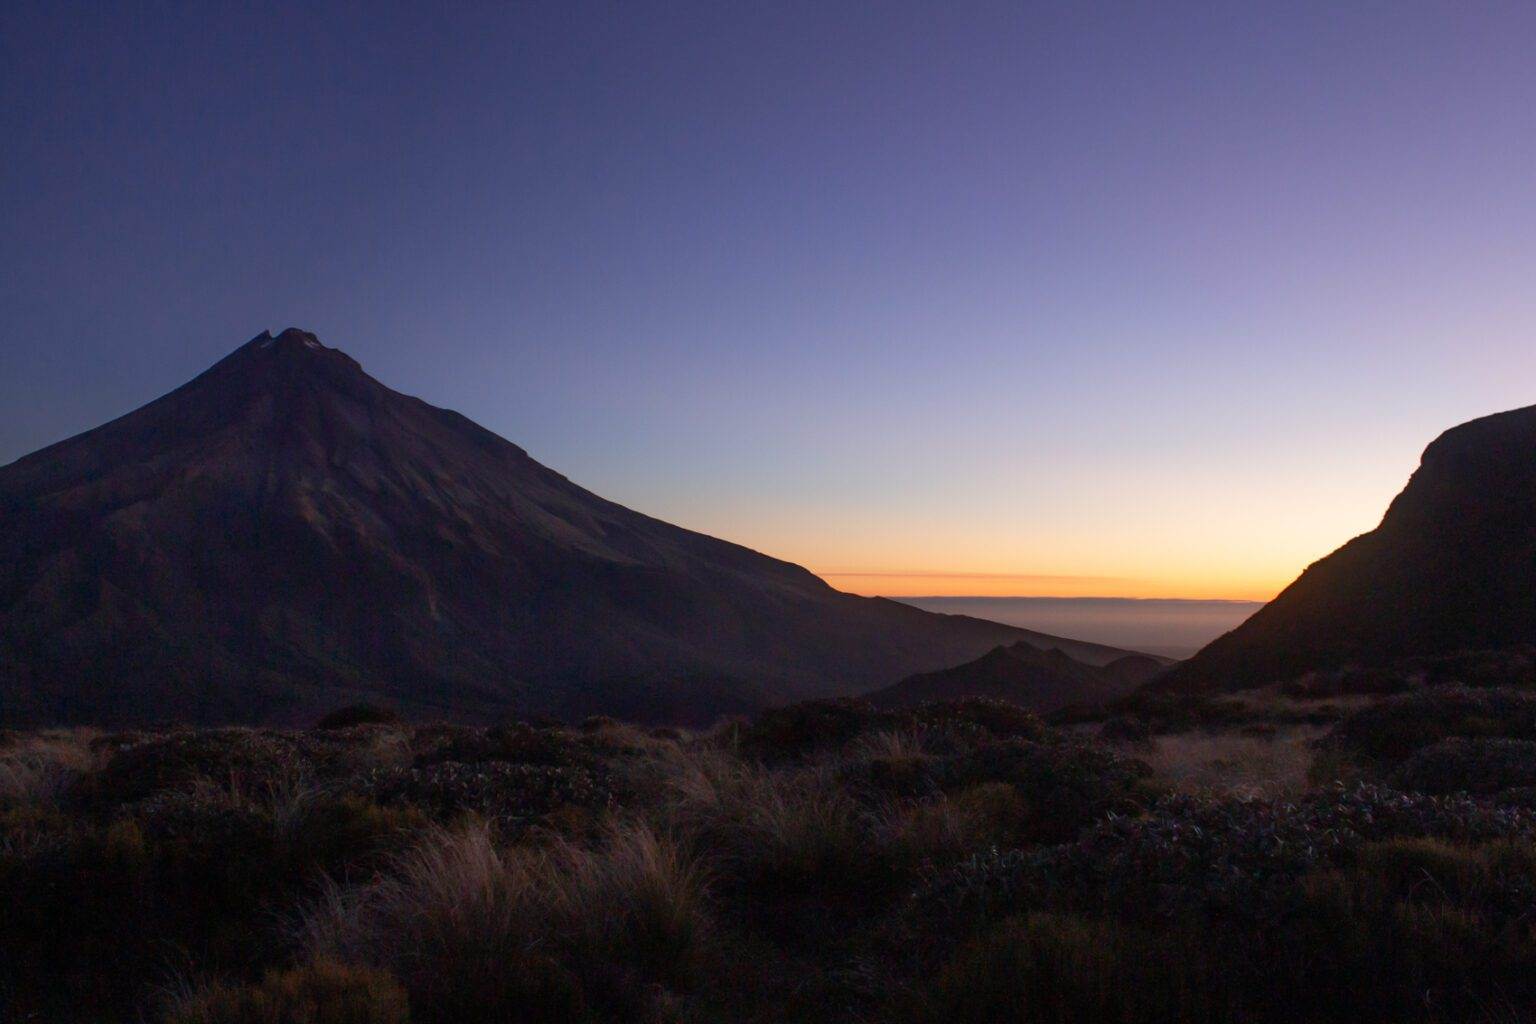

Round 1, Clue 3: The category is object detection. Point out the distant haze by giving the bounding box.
[895,597,1264,660]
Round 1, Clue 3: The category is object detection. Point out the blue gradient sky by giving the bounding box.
[5,2,1535,599]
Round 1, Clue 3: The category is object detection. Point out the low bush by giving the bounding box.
[914,831,1536,1023]
[76,729,319,808]
[1326,686,1536,764]
[889,782,1029,865]
[905,913,1214,1024]
[922,783,1536,928]
[935,737,1152,843]
[1097,714,1152,744]
[354,761,612,833]
[1091,692,1250,734]
[284,795,431,878]
[740,700,894,761]
[316,705,403,731]
[0,784,432,1020]
[411,722,594,769]
[907,699,1045,741]
[743,698,1046,763]
[1391,736,1536,795]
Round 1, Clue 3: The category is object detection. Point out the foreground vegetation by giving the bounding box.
[5,680,1536,1023]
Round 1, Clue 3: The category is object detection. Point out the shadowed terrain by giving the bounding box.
[0,330,1137,727]
[868,641,1166,712]
[9,691,1536,1023]
[1153,403,1536,695]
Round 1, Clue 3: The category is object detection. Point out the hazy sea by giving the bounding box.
[895,596,1265,659]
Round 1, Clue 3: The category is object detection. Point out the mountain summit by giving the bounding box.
[1153,403,1536,694]
[0,329,1133,726]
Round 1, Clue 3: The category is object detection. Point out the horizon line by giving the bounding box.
[885,594,1268,605]
[813,570,1279,603]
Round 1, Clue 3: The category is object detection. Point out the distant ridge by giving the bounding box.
[896,595,1263,659]
[1151,403,1536,694]
[867,640,1167,712]
[0,329,1147,726]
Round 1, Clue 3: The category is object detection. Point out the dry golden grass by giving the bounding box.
[13,702,1536,1023]
[1224,685,1377,720]
[667,749,871,886]
[165,960,409,1024]
[850,728,927,762]
[301,818,709,1023]
[338,726,415,773]
[889,782,1027,863]
[584,718,689,757]
[1135,726,1325,799]
[0,728,98,807]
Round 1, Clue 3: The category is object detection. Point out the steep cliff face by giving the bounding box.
[1152,404,1536,694]
[0,329,1125,726]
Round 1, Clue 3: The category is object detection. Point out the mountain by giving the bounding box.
[867,641,1166,712]
[0,329,1144,726]
[1152,403,1536,694]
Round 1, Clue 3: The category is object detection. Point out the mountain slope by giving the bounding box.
[1153,403,1536,694]
[0,329,1140,726]
[867,641,1166,712]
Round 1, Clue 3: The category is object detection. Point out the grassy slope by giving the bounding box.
[4,689,1536,1023]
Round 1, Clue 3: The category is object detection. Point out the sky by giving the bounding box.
[4,2,1536,602]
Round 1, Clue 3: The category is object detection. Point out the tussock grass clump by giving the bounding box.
[166,959,409,1024]
[302,821,709,1024]
[669,751,877,902]
[0,781,428,1020]
[890,782,1030,864]
[282,794,431,877]
[0,730,96,809]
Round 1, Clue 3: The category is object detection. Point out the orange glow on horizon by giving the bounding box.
[681,438,1408,610]
[813,571,1284,602]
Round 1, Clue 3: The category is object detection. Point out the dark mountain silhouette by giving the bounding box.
[867,641,1166,712]
[0,329,1143,726]
[1100,652,1170,689]
[1152,403,1536,694]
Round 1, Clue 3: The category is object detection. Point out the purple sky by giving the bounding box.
[4,2,1535,599]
